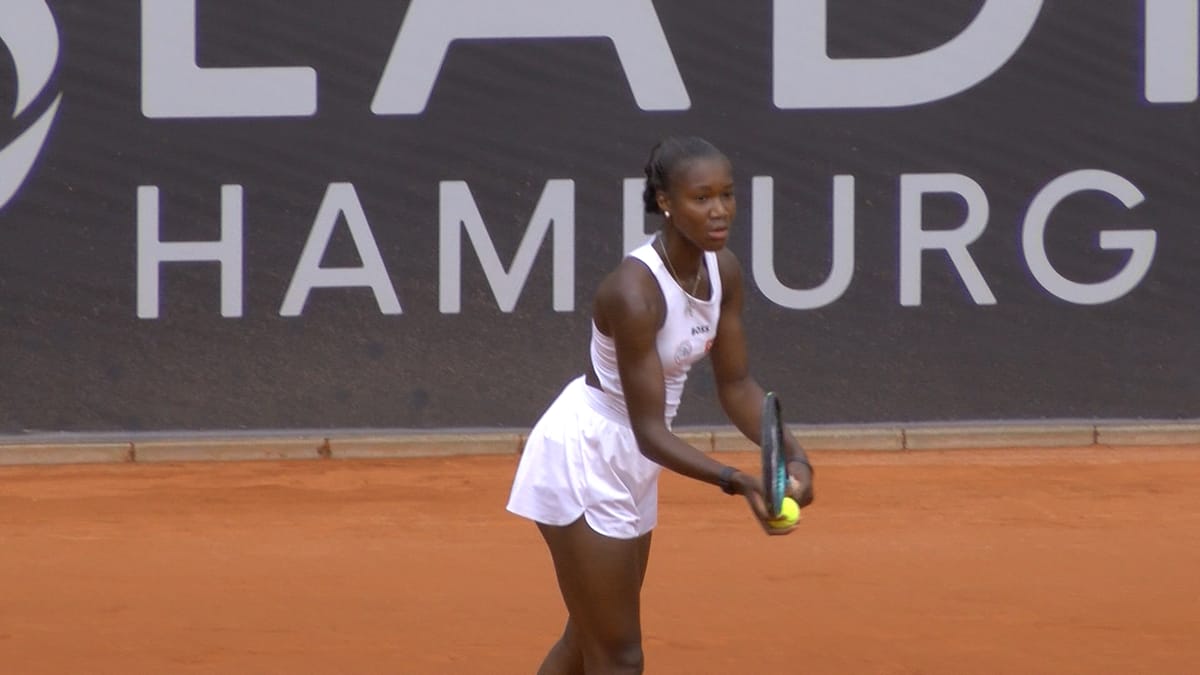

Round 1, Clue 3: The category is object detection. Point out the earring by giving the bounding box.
[664,210,671,219]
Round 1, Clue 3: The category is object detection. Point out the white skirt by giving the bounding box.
[506,376,663,539]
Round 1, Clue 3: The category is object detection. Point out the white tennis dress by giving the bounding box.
[506,238,723,539]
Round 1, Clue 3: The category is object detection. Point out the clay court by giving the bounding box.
[2,445,1198,674]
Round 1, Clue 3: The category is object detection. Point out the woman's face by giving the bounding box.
[660,155,736,251]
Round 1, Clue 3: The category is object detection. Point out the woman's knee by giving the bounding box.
[587,634,644,673]
[611,640,645,672]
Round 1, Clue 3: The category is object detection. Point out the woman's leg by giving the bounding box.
[535,517,653,675]
[536,617,583,675]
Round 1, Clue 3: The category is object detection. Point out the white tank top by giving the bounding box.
[587,238,723,425]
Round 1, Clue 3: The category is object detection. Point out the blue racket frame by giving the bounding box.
[760,392,786,518]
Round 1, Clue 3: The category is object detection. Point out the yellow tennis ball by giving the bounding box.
[767,496,801,529]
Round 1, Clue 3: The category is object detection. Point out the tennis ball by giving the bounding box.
[767,496,801,529]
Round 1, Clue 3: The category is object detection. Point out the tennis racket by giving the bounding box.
[760,391,786,519]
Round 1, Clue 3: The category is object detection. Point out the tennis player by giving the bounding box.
[507,136,814,674]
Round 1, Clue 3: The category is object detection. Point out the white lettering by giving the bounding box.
[0,0,61,210]
[371,0,688,114]
[1022,170,1156,305]
[899,173,996,306]
[623,177,654,254]
[130,172,1163,317]
[2,0,58,117]
[280,183,402,317]
[1145,0,1199,102]
[751,175,856,309]
[0,96,60,209]
[774,0,1042,109]
[141,0,317,118]
[439,179,576,313]
[137,185,244,318]
[132,1,1200,119]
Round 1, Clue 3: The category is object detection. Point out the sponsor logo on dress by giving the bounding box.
[673,341,693,366]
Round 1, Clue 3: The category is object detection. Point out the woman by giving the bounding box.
[507,136,814,674]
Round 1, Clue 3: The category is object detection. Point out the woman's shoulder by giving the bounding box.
[714,247,744,286]
[597,256,663,310]
[593,256,667,333]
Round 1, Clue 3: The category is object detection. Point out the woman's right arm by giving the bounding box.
[595,262,773,522]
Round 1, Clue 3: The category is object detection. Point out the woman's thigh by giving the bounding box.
[539,518,653,653]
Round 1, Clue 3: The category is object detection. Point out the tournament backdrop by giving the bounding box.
[2,0,1198,434]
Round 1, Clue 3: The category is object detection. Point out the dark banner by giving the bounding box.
[2,0,1198,434]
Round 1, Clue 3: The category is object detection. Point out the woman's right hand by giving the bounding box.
[731,471,797,536]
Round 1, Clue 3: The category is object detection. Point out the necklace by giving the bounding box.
[656,233,702,298]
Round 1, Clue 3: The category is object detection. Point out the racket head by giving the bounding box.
[760,392,786,519]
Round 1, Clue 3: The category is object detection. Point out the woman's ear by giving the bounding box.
[655,190,670,216]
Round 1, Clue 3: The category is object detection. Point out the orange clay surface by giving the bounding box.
[2,446,1199,674]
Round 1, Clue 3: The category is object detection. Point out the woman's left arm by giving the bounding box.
[709,250,814,507]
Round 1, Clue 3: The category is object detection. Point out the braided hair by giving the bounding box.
[642,137,726,214]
